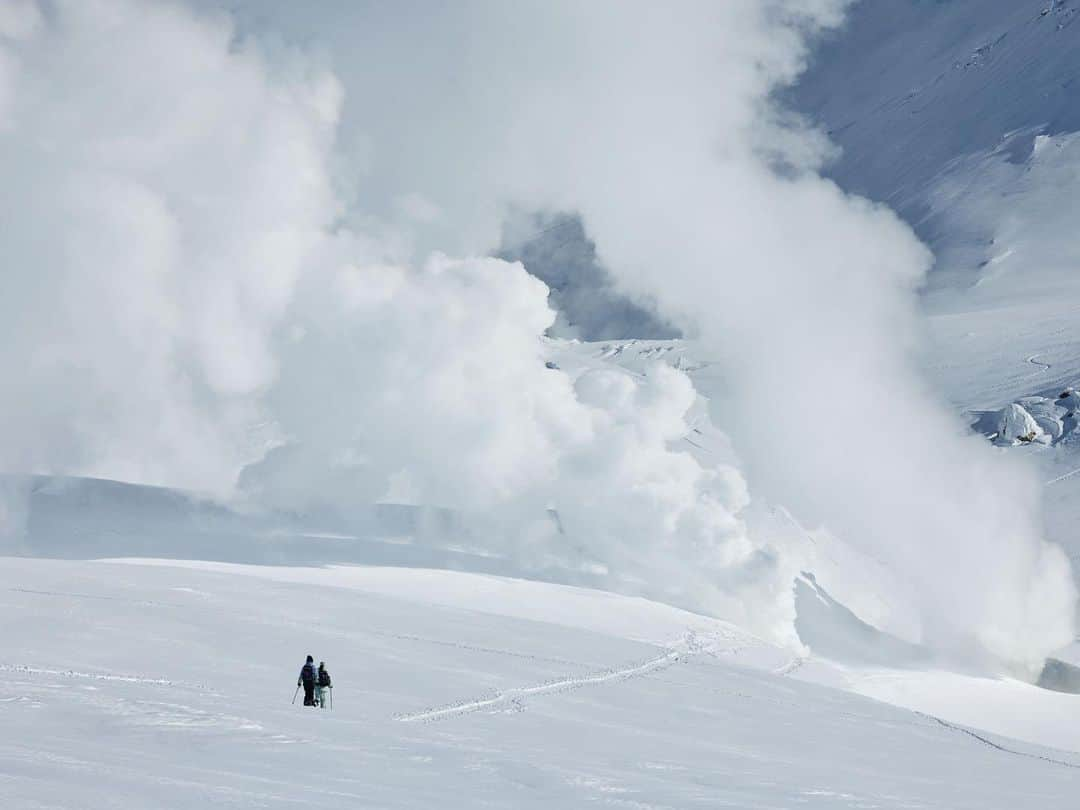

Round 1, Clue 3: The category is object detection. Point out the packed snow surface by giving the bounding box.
[3,555,1080,808]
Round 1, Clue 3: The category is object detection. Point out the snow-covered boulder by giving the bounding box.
[1019,397,1064,441]
[1034,415,1064,442]
[994,403,1044,445]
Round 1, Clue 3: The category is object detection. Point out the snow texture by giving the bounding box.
[995,403,1044,445]
[3,552,1080,808]
[4,2,1080,804]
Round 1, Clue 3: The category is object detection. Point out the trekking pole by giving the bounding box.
[330,686,333,711]
[292,684,300,705]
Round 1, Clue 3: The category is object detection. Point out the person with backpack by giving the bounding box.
[298,655,317,707]
[316,661,332,709]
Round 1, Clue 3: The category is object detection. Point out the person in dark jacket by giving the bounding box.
[316,662,332,709]
[298,655,316,706]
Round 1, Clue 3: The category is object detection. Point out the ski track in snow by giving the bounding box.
[1045,466,1080,486]
[0,664,206,690]
[1027,354,1052,374]
[919,712,1080,771]
[396,646,683,723]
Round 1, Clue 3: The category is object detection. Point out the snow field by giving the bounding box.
[2,556,1080,808]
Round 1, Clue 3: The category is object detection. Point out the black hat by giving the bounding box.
[306,655,313,663]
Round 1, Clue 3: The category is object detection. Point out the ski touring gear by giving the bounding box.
[299,656,317,707]
[315,662,333,708]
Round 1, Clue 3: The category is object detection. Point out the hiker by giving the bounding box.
[298,655,317,707]
[316,661,333,709]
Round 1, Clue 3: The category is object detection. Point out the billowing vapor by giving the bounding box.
[0,0,1074,667]
[0,0,342,491]
[476,1,1075,669]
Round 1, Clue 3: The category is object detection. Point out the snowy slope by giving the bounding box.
[791,0,1080,407]
[4,554,1080,808]
[792,0,1080,232]
[789,0,1080,578]
[3,338,1080,807]
[6,3,1080,805]
[790,1,1080,395]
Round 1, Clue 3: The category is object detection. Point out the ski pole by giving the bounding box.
[330,687,333,710]
[292,684,300,705]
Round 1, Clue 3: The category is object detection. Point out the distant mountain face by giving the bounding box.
[788,1,1080,419]
[790,0,1080,244]
[497,211,681,342]
[519,1,1080,335]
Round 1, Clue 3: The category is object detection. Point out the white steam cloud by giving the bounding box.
[0,0,344,490]
[473,2,1076,669]
[0,0,1074,667]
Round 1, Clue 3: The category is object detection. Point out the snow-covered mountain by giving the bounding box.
[793,0,1080,235]
[789,0,1080,576]
[792,0,1080,396]
[5,0,1080,806]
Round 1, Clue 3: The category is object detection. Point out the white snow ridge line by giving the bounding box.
[396,648,682,723]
